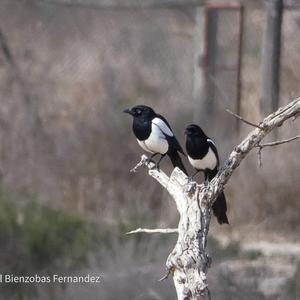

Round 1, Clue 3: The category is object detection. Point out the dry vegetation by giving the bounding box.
[0,0,299,299]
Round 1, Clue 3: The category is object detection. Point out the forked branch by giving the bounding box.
[128,98,300,300]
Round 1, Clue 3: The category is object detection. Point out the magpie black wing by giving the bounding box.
[154,114,186,156]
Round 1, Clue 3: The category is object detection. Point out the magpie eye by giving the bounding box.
[136,109,142,115]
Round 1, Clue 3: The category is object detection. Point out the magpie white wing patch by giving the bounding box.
[152,118,174,137]
[136,119,170,155]
[207,138,216,147]
[135,117,172,155]
[146,121,169,154]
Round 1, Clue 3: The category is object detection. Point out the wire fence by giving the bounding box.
[0,0,299,216]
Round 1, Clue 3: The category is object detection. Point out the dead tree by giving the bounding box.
[128,98,300,300]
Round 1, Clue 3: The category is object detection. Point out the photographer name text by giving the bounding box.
[0,274,101,284]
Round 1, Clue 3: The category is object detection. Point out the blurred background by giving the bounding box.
[0,0,299,299]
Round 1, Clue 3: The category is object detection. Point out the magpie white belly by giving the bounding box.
[137,135,168,154]
[137,139,153,153]
[137,138,168,154]
[188,147,217,170]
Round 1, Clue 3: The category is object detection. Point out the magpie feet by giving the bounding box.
[146,158,160,171]
[150,162,161,171]
[145,157,155,164]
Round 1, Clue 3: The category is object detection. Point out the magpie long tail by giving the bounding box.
[168,151,188,176]
[208,170,229,225]
[212,191,229,225]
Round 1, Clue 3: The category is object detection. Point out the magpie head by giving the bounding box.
[123,105,156,120]
[184,124,207,138]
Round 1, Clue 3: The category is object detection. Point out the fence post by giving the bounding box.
[261,0,283,115]
[192,7,206,121]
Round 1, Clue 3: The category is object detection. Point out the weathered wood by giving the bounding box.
[129,98,300,299]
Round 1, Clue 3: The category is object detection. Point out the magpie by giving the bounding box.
[185,124,229,225]
[124,105,188,175]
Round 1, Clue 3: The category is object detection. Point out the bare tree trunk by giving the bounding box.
[129,98,300,299]
[261,0,283,115]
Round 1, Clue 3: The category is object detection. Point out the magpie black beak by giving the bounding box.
[123,108,133,115]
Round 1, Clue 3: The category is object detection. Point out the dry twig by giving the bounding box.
[256,135,300,167]
[126,228,178,235]
[258,135,300,148]
[225,109,264,129]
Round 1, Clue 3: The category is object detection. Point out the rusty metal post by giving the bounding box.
[236,4,244,130]
[261,0,284,115]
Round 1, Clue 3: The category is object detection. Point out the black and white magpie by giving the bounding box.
[185,124,229,225]
[124,105,188,175]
